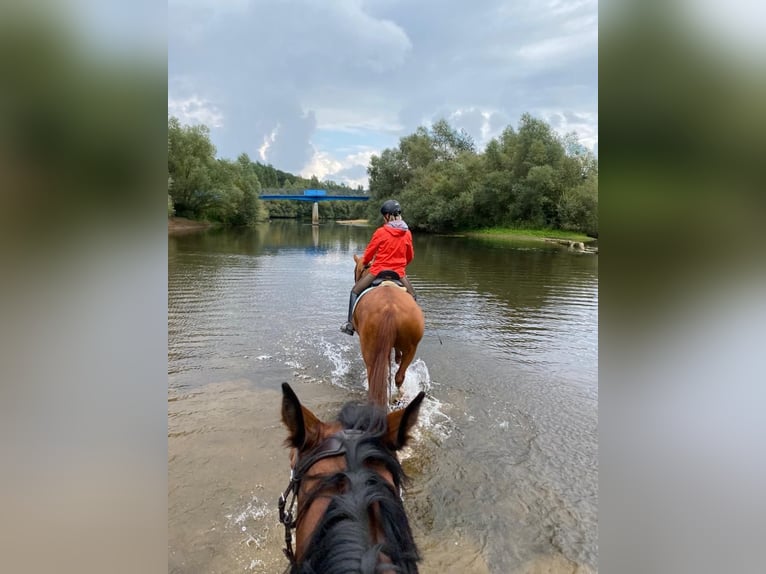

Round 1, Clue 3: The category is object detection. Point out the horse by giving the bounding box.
[350,255,425,406]
[278,382,425,573]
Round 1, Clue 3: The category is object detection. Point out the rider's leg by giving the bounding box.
[400,275,417,301]
[340,274,376,335]
[339,291,358,335]
[353,272,376,296]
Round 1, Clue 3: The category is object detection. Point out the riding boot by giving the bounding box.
[340,291,358,335]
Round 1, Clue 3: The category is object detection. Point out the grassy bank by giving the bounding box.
[466,227,594,242]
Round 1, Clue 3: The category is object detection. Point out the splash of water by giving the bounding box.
[321,338,353,384]
[391,359,452,441]
[321,342,452,439]
[225,496,270,526]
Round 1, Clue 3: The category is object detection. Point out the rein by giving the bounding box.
[278,429,366,565]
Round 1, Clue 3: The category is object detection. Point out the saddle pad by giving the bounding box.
[352,282,407,315]
[377,280,406,291]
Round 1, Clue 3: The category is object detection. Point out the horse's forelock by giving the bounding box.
[299,469,418,573]
[338,402,387,434]
[295,407,419,573]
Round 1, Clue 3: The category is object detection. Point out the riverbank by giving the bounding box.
[466,227,597,253]
[169,217,595,248]
[168,217,216,234]
[466,227,594,243]
[336,221,594,244]
[335,219,370,226]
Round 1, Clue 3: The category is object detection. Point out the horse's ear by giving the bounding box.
[386,391,426,450]
[353,254,360,264]
[281,383,321,448]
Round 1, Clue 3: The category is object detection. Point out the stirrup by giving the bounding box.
[340,323,355,336]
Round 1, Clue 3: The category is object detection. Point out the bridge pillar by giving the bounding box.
[312,202,319,225]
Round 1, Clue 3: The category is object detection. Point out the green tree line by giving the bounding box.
[167,117,367,224]
[168,114,597,236]
[367,115,597,236]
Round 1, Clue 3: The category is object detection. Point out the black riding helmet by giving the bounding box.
[380,199,402,216]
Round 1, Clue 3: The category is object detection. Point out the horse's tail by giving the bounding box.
[368,311,396,406]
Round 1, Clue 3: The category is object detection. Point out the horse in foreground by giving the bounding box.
[350,255,425,406]
[279,382,425,573]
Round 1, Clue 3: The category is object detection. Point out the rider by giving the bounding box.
[340,199,417,336]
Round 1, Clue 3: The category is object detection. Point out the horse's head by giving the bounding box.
[353,253,370,283]
[279,382,424,573]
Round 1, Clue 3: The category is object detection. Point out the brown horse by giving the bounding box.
[351,255,425,406]
[279,382,424,573]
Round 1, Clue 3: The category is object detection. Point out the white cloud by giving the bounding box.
[518,28,596,62]
[300,150,343,181]
[542,110,599,152]
[169,0,598,176]
[546,0,597,17]
[258,128,278,162]
[312,106,404,135]
[168,0,248,9]
[443,108,489,147]
[300,147,376,189]
[168,95,224,128]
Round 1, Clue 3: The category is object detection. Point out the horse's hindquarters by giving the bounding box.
[354,287,424,403]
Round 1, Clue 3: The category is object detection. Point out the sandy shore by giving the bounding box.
[336,219,370,226]
[168,216,215,234]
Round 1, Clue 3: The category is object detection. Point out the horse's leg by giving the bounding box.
[394,345,417,389]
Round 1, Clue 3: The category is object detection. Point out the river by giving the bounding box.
[168,220,598,573]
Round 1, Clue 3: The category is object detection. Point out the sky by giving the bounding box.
[168,0,598,189]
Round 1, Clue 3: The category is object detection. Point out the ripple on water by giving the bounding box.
[169,226,598,572]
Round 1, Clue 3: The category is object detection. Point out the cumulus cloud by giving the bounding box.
[544,110,599,152]
[169,0,598,185]
[264,110,317,174]
[167,96,224,128]
[518,30,595,62]
[300,147,375,189]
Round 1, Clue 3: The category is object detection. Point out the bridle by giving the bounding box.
[278,429,367,566]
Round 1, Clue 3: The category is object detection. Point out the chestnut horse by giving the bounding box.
[279,382,424,573]
[350,255,425,406]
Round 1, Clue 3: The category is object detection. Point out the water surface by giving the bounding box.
[168,221,598,573]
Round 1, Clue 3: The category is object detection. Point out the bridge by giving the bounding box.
[259,189,369,225]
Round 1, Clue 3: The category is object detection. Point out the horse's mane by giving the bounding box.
[290,403,420,574]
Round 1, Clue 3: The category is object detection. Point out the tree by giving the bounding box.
[512,113,564,180]
[167,175,175,217]
[430,118,475,160]
[368,147,411,216]
[233,153,264,225]
[167,117,217,218]
[166,113,596,235]
[558,176,598,237]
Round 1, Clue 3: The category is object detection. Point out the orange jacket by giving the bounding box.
[363,220,413,277]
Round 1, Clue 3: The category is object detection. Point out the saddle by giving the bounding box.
[352,270,407,316]
[371,269,405,288]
